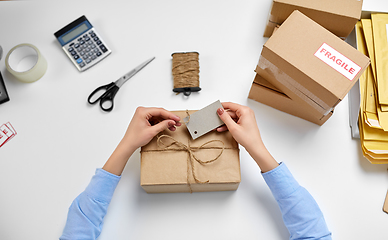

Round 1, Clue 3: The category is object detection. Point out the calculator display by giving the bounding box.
[62,23,89,44]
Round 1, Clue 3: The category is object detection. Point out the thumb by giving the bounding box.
[217,108,236,130]
[151,119,174,134]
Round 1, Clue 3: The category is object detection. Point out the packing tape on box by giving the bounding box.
[258,56,333,116]
[5,43,47,83]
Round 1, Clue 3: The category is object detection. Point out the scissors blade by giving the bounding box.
[115,57,155,88]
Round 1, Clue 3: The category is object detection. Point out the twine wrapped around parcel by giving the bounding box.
[153,135,225,193]
[141,110,240,193]
[171,52,201,96]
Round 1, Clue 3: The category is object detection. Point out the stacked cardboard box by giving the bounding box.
[263,0,363,38]
[249,10,370,125]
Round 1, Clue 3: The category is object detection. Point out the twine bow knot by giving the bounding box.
[156,134,225,192]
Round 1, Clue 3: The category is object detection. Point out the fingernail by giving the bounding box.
[217,108,224,115]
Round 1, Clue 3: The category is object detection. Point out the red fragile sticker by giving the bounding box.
[314,43,362,81]
[0,122,17,148]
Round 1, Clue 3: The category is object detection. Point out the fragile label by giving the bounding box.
[314,43,361,81]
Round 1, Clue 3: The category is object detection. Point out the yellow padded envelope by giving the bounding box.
[357,21,388,164]
[371,14,388,106]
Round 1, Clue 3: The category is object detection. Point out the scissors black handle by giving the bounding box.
[88,82,120,112]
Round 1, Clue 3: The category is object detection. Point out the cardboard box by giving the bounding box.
[264,0,363,38]
[249,74,333,125]
[140,111,241,193]
[250,10,370,125]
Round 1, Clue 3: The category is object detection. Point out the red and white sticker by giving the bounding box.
[314,43,361,81]
[0,122,17,148]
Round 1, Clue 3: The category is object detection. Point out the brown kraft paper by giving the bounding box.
[140,110,240,193]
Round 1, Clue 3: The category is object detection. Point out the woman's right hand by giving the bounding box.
[216,102,263,152]
[217,102,278,172]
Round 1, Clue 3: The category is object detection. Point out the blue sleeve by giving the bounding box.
[262,163,332,240]
[60,168,121,240]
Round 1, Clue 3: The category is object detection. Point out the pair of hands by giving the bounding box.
[104,102,278,176]
[124,102,262,153]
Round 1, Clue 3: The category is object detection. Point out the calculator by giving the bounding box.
[54,15,111,72]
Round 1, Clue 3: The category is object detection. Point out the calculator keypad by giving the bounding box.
[64,29,111,71]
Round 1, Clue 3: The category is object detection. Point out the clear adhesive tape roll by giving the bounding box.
[5,43,47,83]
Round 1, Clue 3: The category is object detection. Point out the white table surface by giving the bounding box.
[1,0,388,239]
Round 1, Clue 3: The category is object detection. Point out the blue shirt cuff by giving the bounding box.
[261,162,300,200]
[84,168,121,204]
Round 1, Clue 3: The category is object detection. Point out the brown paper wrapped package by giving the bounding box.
[140,111,241,193]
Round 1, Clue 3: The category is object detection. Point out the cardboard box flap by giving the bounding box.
[264,0,363,38]
[253,72,285,95]
[273,0,363,19]
[249,76,333,125]
[264,10,370,106]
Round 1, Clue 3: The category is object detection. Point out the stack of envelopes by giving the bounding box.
[356,14,388,163]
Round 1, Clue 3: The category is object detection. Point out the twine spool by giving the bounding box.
[171,52,201,96]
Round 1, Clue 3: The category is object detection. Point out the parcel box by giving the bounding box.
[249,74,333,125]
[250,10,370,125]
[140,111,241,193]
[263,0,363,38]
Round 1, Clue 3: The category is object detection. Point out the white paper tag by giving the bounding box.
[184,100,224,140]
[314,43,361,81]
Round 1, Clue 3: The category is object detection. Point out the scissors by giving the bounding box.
[88,57,155,112]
